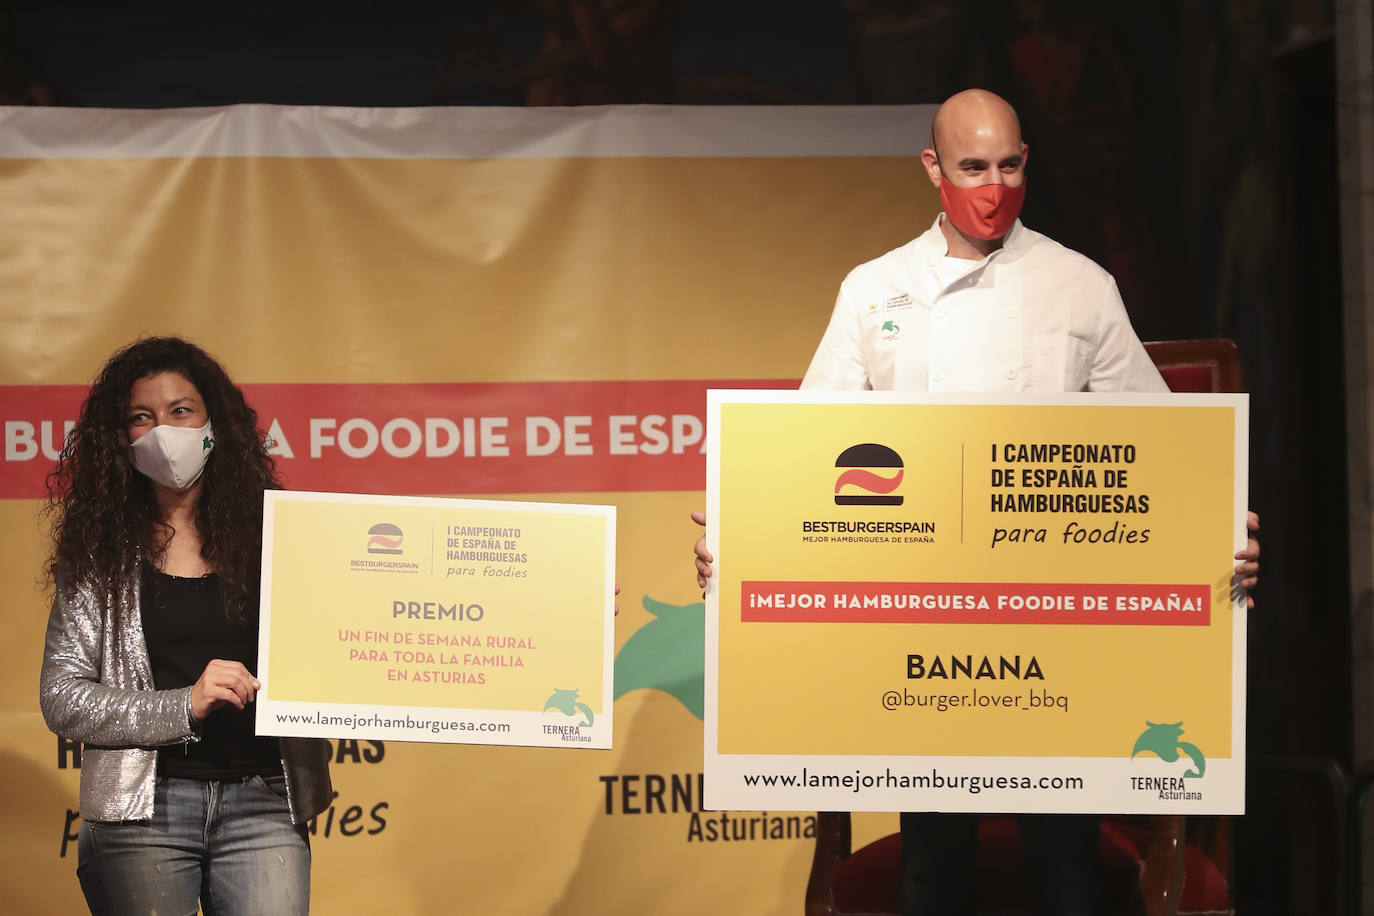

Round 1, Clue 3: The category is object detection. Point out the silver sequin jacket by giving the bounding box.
[39,568,332,824]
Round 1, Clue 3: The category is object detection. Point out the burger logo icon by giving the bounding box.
[366,522,404,555]
[834,443,904,506]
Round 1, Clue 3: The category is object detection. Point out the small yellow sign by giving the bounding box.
[256,491,616,748]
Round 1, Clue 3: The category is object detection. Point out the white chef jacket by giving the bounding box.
[801,216,1167,393]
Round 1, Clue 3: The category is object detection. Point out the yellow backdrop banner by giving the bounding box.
[0,104,936,914]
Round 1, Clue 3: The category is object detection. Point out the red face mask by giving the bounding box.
[939,177,1026,241]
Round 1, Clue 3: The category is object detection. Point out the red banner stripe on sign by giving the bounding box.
[0,380,795,498]
[739,581,1213,625]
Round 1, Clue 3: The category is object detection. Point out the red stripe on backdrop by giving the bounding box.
[0,379,795,498]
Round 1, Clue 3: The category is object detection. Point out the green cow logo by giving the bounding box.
[1131,721,1206,778]
[613,595,704,720]
[543,688,594,726]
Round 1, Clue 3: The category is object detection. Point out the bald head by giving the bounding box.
[930,89,1022,160]
[920,88,1030,255]
[921,88,1028,193]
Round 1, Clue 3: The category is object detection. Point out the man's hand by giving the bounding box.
[1233,510,1260,609]
[691,510,713,591]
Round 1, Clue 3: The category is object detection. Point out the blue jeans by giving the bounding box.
[77,774,311,916]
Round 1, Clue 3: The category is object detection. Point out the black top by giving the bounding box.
[140,565,282,780]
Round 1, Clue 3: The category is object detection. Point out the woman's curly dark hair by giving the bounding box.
[44,336,279,620]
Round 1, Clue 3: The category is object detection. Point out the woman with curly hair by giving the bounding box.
[39,336,331,915]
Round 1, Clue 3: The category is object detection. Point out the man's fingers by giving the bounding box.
[691,510,712,592]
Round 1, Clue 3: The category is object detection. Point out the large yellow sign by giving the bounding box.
[705,390,1249,815]
[258,491,615,747]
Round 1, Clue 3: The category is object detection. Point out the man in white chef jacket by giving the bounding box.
[695,88,1261,916]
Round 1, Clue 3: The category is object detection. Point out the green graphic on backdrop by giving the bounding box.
[543,688,595,726]
[613,596,705,720]
[1131,721,1206,778]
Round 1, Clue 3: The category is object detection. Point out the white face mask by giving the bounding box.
[129,421,215,491]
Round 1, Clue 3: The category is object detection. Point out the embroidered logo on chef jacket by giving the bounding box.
[833,442,904,506]
[880,319,901,341]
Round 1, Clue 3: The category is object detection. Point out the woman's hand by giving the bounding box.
[190,659,260,721]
